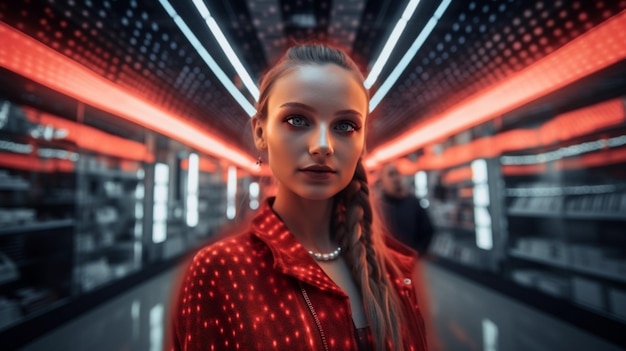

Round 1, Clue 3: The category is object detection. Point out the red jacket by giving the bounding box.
[172,199,428,350]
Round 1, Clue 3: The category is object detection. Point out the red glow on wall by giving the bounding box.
[365,10,626,167]
[539,99,625,145]
[23,108,154,162]
[0,152,75,173]
[402,98,625,173]
[556,146,626,170]
[180,156,218,173]
[442,166,473,184]
[501,164,548,176]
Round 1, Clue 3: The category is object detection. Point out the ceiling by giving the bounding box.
[1,0,625,162]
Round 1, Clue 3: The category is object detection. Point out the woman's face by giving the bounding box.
[255,64,368,201]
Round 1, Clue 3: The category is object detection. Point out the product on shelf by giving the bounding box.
[0,252,19,285]
[572,276,606,312]
[0,208,36,226]
[0,297,21,330]
[608,288,626,321]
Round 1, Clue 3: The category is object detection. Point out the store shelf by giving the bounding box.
[0,182,30,191]
[509,250,626,284]
[0,219,75,236]
[84,169,140,180]
[564,211,626,221]
[507,209,561,218]
[509,249,568,268]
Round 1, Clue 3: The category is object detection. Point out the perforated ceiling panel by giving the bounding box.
[1,0,625,158]
[368,0,626,147]
[0,0,251,145]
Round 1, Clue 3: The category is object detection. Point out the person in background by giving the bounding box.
[377,162,435,258]
[171,43,428,350]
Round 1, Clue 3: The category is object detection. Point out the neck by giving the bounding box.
[271,188,337,253]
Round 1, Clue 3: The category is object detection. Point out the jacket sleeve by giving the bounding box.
[171,247,232,351]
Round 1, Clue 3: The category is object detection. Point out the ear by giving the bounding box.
[251,117,267,151]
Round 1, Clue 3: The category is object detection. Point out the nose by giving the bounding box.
[309,122,334,157]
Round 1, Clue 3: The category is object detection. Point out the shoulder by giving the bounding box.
[187,230,270,274]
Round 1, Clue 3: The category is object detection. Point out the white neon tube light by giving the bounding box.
[191,0,259,101]
[472,159,493,250]
[364,0,422,89]
[158,0,257,116]
[186,153,199,227]
[227,166,237,220]
[153,163,170,243]
[369,0,451,112]
[249,181,260,210]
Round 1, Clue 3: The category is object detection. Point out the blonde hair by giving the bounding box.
[255,43,406,350]
[332,160,406,350]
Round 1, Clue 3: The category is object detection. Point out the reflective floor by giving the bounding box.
[17,260,622,351]
[420,263,622,351]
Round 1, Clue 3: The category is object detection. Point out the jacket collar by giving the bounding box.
[249,197,346,296]
[249,197,417,291]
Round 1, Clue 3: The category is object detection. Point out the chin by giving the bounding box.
[295,185,344,201]
[297,191,337,201]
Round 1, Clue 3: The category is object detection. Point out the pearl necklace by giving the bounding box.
[308,246,342,261]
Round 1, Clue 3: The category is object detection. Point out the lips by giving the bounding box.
[299,165,336,173]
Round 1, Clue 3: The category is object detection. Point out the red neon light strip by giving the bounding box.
[501,164,548,176]
[180,156,218,173]
[23,108,154,162]
[442,166,473,184]
[0,152,75,173]
[403,98,624,172]
[540,99,625,144]
[365,11,626,167]
[0,23,258,173]
[556,146,626,170]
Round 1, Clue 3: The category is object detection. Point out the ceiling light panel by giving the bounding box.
[327,0,366,50]
[246,0,285,65]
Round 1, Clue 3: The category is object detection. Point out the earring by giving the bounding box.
[256,155,263,166]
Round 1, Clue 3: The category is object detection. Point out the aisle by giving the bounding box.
[420,261,622,351]
[17,259,622,351]
[18,263,187,351]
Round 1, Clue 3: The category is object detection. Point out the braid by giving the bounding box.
[332,160,404,351]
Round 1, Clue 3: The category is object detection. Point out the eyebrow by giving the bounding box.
[279,102,363,118]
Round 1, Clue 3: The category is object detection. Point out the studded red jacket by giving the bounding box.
[172,199,428,351]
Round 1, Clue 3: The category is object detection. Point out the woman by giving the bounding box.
[172,43,428,351]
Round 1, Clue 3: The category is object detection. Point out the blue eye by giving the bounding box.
[286,116,307,127]
[336,121,358,132]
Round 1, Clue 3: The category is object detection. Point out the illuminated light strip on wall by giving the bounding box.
[365,9,626,166]
[189,0,259,101]
[0,152,75,173]
[399,99,626,174]
[0,22,259,173]
[501,134,626,165]
[226,166,237,220]
[364,0,422,89]
[471,159,493,250]
[186,153,199,228]
[158,0,257,116]
[24,108,153,162]
[393,98,625,173]
[369,0,451,111]
[153,163,170,243]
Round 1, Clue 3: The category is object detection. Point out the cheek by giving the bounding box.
[266,137,296,168]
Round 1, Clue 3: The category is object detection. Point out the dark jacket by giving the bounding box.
[380,194,434,256]
[172,198,428,351]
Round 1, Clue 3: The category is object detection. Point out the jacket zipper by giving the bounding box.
[299,281,330,351]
